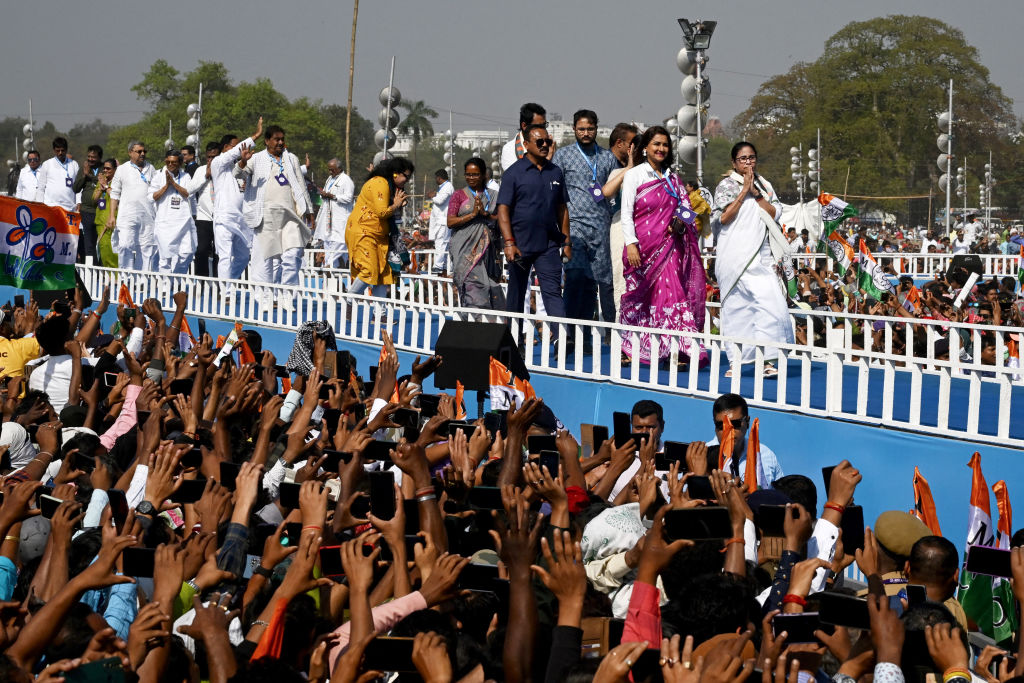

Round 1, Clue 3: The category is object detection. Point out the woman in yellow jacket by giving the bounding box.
[345,157,414,295]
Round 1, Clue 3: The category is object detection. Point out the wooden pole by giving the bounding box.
[345,0,359,175]
[842,165,850,200]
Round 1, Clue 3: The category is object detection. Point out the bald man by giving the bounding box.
[312,158,354,268]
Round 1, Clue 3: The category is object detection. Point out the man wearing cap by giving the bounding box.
[858,510,932,598]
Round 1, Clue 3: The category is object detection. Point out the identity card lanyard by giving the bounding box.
[59,157,72,187]
[468,187,491,206]
[576,142,604,203]
[271,155,289,186]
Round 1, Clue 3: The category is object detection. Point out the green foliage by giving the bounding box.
[107,61,375,180]
[397,100,438,143]
[730,15,1021,222]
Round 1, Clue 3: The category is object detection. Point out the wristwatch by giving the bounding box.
[136,500,157,517]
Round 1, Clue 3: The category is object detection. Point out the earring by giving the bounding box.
[643,150,647,157]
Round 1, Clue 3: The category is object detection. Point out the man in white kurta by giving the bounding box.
[239,125,313,293]
[712,168,794,369]
[35,138,79,211]
[108,141,157,271]
[312,158,354,268]
[210,118,262,281]
[15,151,41,201]
[149,150,197,274]
[428,170,454,274]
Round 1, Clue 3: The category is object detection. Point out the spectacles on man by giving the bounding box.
[534,139,553,148]
[714,416,750,430]
[575,127,596,133]
[735,155,757,163]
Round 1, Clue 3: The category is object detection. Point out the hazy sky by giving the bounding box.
[2,0,1021,140]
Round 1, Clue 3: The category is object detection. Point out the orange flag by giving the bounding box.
[216,334,226,348]
[744,417,760,493]
[993,480,1012,548]
[718,414,734,472]
[349,369,359,393]
[454,380,466,420]
[912,466,942,535]
[118,283,135,307]
[236,337,256,365]
[281,377,291,394]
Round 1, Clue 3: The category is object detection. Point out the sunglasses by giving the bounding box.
[534,139,553,147]
[714,416,750,430]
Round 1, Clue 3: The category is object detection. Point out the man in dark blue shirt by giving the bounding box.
[497,124,571,318]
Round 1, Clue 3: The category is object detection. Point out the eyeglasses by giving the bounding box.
[735,155,757,163]
[534,139,553,147]
[575,127,597,133]
[464,172,482,178]
[714,416,750,430]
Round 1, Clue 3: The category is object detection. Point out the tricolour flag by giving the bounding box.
[857,239,896,299]
[118,283,135,307]
[1017,245,1024,289]
[214,327,240,366]
[990,480,1018,643]
[179,317,197,353]
[912,466,942,535]
[899,285,921,314]
[488,357,533,410]
[744,417,760,493]
[816,229,855,276]
[958,453,1015,644]
[0,197,79,290]
[1008,336,1020,380]
[818,193,858,233]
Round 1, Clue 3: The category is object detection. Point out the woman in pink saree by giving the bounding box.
[617,126,706,362]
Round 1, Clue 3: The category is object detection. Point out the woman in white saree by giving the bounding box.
[711,142,794,376]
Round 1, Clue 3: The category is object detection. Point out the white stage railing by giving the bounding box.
[78,265,1024,449]
[292,248,1021,281]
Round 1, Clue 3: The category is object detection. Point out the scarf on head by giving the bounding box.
[285,321,338,377]
[1,422,37,469]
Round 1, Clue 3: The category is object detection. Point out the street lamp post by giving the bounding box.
[790,144,804,205]
[185,83,203,155]
[675,18,715,186]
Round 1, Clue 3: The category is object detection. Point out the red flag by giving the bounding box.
[744,418,759,493]
[454,380,466,420]
[118,283,135,307]
[912,466,942,535]
[718,414,734,472]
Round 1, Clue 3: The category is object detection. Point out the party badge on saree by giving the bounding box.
[589,181,604,203]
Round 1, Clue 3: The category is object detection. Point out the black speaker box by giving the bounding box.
[946,254,983,284]
[433,321,528,391]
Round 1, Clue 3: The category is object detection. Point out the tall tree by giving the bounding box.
[397,100,438,177]
[730,15,1018,222]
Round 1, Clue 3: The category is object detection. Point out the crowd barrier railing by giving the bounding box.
[293,248,1020,281]
[77,265,1024,449]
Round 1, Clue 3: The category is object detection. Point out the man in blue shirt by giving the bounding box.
[497,124,571,318]
[552,110,619,326]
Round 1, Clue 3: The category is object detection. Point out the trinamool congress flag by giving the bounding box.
[857,239,896,299]
[489,356,536,410]
[957,453,1017,644]
[0,197,79,289]
[815,194,857,275]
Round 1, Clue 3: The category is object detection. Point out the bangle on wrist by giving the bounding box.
[186,579,199,591]
[416,493,437,503]
[414,486,435,498]
[781,593,807,606]
[942,669,971,683]
[253,619,270,627]
[824,502,846,514]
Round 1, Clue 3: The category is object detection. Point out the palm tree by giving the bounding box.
[397,100,438,177]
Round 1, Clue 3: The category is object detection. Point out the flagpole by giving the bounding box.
[945,79,953,235]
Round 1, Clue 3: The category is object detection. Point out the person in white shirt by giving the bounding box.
[15,150,41,201]
[210,117,263,281]
[34,137,79,211]
[427,169,454,274]
[108,141,157,271]
[952,229,970,255]
[312,157,354,268]
[187,142,220,277]
[500,102,554,171]
[238,124,313,296]
[149,149,197,274]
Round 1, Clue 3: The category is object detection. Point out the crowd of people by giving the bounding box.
[0,284,1020,683]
